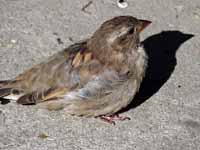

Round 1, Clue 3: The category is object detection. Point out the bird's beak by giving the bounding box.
[138,19,152,33]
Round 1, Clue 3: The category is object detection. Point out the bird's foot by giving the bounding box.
[100,114,130,125]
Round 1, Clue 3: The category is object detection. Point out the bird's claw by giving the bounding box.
[100,114,130,125]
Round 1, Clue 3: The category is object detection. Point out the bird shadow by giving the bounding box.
[0,97,10,105]
[0,31,194,109]
[121,30,194,113]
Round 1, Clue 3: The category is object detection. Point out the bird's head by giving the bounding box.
[88,16,151,53]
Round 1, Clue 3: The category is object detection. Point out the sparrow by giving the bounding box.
[0,16,151,124]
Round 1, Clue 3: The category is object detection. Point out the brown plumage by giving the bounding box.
[0,16,151,123]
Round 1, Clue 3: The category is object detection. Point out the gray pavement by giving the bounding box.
[0,0,200,150]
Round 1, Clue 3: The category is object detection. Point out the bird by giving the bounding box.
[0,16,151,124]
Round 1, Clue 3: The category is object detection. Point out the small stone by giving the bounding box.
[168,23,175,28]
[68,37,74,42]
[57,38,64,45]
[38,133,49,139]
[53,32,58,36]
[117,0,128,9]
[11,39,17,44]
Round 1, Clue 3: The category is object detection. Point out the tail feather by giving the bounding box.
[0,80,19,89]
[17,92,37,105]
[0,80,13,98]
[17,87,68,105]
[0,80,24,100]
[0,80,10,87]
[0,88,13,97]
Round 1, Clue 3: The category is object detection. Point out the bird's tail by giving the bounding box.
[0,88,13,97]
[0,80,11,87]
[0,80,23,99]
[0,80,12,97]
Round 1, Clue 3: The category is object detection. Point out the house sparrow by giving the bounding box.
[0,16,151,124]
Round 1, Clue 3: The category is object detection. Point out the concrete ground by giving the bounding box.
[0,0,200,149]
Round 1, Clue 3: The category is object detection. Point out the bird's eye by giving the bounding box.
[127,27,135,34]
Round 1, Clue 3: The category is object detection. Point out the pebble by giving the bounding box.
[168,23,175,28]
[11,39,17,44]
[117,0,128,9]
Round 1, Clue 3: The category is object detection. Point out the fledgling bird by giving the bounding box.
[0,16,151,124]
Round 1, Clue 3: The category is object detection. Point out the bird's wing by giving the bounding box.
[63,69,129,101]
[14,40,88,88]
[16,69,129,104]
[16,45,131,105]
[0,40,88,99]
[43,68,133,116]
